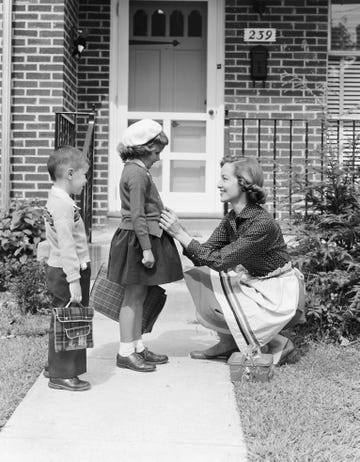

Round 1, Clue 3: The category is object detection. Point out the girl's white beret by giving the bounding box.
[121,119,162,147]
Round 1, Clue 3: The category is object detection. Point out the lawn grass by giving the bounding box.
[235,343,360,461]
[0,294,49,430]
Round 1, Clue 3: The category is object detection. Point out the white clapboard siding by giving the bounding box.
[327,57,360,166]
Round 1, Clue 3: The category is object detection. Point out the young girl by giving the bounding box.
[108,119,183,372]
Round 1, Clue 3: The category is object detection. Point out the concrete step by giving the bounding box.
[93,217,223,244]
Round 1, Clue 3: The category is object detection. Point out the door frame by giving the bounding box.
[108,0,225,215]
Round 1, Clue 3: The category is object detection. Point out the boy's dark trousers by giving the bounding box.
[46,264,91,379]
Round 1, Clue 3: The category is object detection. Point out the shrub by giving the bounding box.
[289,159,360,341]
[0,200,46,291]
[7,259,52,315]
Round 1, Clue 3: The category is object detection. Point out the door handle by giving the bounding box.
[208,108,216,116]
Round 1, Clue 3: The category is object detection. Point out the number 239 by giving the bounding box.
[248,30,273,41]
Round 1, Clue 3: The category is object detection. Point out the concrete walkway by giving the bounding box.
[0,279,247,462]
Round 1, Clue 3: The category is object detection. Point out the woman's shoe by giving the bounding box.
[277,340,300,366]
[190,335,238,360]
[138,348,168,364]
[116,353,156,372]
[190,347,237,360]
[48,377,91,391]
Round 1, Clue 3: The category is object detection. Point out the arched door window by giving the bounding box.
[133,10,147,36]
[152,10,166,36]
[188,10,202,37]
[170,10,184,36]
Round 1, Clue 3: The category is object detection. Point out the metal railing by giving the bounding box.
[224,117,360,220]
[54,110,96,242]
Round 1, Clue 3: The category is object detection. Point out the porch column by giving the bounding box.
[1,0,13,212]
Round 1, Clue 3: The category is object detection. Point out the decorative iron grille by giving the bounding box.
[224,117,360,220]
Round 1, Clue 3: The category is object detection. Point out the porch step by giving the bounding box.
[92,216,223,244]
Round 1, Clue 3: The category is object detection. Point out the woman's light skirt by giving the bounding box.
[184,266,303,351]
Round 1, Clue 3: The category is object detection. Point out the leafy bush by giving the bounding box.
[7,259,52,315]
[0,200,46,291]
[0,199,46,259]
[289,159,360,341]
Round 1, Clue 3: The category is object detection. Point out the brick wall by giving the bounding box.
[225,0,329,218]
[10,0,78,201]
[225,0,328,119]
[78,0,111,225]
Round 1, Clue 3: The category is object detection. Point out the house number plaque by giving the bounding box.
[244,28,276,42]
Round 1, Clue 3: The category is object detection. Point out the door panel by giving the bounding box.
[129,50,161,110]
[173,51,205,112]
[170,160,206,192]
[171,120,206,152]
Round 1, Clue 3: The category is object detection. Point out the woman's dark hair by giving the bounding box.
[221,157,267,204]
[118,131,169,162]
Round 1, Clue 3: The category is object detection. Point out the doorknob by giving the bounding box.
[208,109,216,116]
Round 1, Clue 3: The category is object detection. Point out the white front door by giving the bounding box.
[109,0,224,214]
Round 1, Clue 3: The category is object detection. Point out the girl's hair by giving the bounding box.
[221,157,267,204]
[118,131,169,162]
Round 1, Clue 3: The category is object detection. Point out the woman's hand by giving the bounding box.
[142,249,155,269]
[160,208,193,248]
[159,208,182,237]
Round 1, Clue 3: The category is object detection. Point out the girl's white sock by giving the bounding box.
[119,342,135,357]
[134,339,145,353]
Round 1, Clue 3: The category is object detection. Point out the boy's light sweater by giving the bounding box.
[45,186,90,283]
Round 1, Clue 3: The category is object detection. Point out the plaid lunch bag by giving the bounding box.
[228,349,275,383]
[53,302,94,353]
[89,264,167,334]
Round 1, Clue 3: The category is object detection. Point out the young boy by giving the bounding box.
[44,145,91,391]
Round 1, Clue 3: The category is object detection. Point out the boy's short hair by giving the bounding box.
[47,145,89,182]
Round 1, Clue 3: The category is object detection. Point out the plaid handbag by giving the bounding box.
[53,302,94,353]
[90,264,166,334]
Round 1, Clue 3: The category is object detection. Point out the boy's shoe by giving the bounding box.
[43,365,49,378]
[116,353,156,372]
[48,377,91,391]
[138,348,168,364]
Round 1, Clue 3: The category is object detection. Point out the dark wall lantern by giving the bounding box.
[72,31,86,60]
[250,45,269,87]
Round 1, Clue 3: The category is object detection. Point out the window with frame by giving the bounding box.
[328,1,360,164]
[330,0,360,52]
[328,1,360,119]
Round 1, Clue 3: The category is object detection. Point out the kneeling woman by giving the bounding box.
[160,157,305,365]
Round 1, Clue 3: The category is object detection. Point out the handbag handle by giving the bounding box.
[65,300,85,308]
[242,345,261,367]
